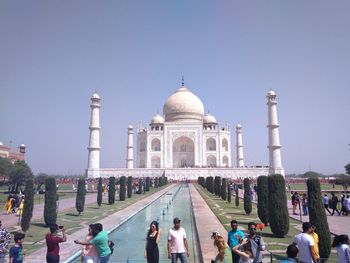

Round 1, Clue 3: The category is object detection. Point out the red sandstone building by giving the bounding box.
[0,142,26,162]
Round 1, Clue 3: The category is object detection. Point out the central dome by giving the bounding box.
[163,85,204,122]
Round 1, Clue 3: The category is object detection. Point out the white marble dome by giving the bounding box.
[203,113,217,124]
[163,86,204,122]
[151,113,164,124]
[92,93,100,99]
[267,90,276,97]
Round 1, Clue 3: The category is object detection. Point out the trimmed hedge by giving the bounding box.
[44,177,57,226]
[257,176,269,225]
[127,176,133,198]
[97,177,102,207]
[307,178,331,259]
[227,182,231,203]
[243,178,252,215]
[221,178,227,201]
[268,174,289,237]
[76,178,86,215]
[214,176,221,197]
[21,179,34,232]
[235,187,239,207]
[145,177,150,191]
[108,177,116,204]
[119,176,126,201]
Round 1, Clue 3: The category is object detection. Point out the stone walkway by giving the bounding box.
[24,185,175,263]
[1,193,100,228]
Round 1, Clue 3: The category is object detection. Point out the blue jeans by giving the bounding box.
[99,254,110,263]
[0,253,5,263]
[171,252,187,263]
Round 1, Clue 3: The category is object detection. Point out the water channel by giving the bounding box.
[71,183,200,263]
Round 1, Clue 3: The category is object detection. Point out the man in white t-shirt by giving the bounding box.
[168,217,190,263]
[293,222,317,263]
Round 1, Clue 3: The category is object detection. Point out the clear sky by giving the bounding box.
[1,1,349,175]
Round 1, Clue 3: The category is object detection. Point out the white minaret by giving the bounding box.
[267,90,284,175]
[126,125,134,168]
[87,93,101,170]
[235,124,245,167]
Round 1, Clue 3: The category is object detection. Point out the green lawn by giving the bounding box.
[194,184,338,262]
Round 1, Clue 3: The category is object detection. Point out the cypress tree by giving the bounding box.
[268,174,289,237]
[227,182,231,203]
[108,177,116,204]
[208,176,214,194]
[235,187,239,207]
[244,178,252,215]
[44,177,57,226]
[76,178,86,215]
[257,176,269,225]
[214,176,221,197]
[119,176,126,201]
[21,179,34,232]
[154,177,159,188]
[221,178,227,200]
[307,177,331,259]
[127,176,133,198]
[97,177,102,207]
[145,177,150,191]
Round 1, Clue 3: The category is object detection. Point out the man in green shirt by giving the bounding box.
[75,223,111,263]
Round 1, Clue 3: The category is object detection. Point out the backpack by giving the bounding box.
[108,240,115,255]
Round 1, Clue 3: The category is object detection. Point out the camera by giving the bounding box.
[59,226,64,229]
[211,232,219,239]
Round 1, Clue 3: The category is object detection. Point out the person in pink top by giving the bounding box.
[82,224,98,263]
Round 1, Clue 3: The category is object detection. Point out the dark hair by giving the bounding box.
[286,244,298,258]
[94,223,103,232]
[248,222,256,229]
[49,224,58,234]
[14,233,25,243]
[147,221,159,238]
[230,220,238,225]
[332,235,349,248]
[302,222,312,232]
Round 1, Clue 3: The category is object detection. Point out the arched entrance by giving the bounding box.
[173,136,195,168]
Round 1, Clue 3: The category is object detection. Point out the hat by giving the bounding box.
[173,217,181,224]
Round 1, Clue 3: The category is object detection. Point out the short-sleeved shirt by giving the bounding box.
[168,227,187,253]
[322,196,329,205]
[0,227,11,255]
[336,243,350,263]
[294,233,314,263]
[228,229,245,249]
[9,245,23,263]
[249,235,266,263]
[89,231,111,257]
[46,233,64,256]
[309,232,319,259]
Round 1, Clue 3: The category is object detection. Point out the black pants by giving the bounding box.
[324,204,332,215]
[46,254,59,263]
[332,204,340,215]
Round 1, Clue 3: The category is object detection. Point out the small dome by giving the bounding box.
[92,93,100,99]
[163,85,204,122]
[19,144,26,148]
[236,124,242,129]
[267,90,276,97]
[151,114,164,124]
[128,125,133,129]
[0,141,3,146]
[203,113,217,124]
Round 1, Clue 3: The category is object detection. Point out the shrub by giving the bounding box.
[235,187,239,207]
[207,176,214,194]
[97,177,102,207]
[108,177,116,204]
[21,179,34,232]
[221,178,227,201]
[307,177,331,259]
[119,176,126,201]
[227,182,231,203]
[127,176,132,198]
[44,177,57,226]
[154,177,159,188]
[243,178,252,215]
[214,176,221,197]
[145,177,150,191]
[76,178,86,215]
[257,176,269,225]
[268,174,289,237]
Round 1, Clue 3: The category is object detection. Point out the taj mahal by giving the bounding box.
[86,79,284,179]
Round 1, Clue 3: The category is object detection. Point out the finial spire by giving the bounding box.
[181,76,185,86]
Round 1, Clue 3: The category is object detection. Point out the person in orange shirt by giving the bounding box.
[309,222,320,263]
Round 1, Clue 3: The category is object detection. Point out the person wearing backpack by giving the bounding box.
[247,222,266,263]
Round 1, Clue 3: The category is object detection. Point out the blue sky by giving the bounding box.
[1,1,349,175]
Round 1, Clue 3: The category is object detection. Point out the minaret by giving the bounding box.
[87,93,101,170]
[126,125,134,168]
[235,124,245,167]
[267,90,284,175]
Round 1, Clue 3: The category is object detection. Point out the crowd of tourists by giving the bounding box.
[4,194,24,216]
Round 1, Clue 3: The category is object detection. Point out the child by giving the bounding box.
[9,233,25,263]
